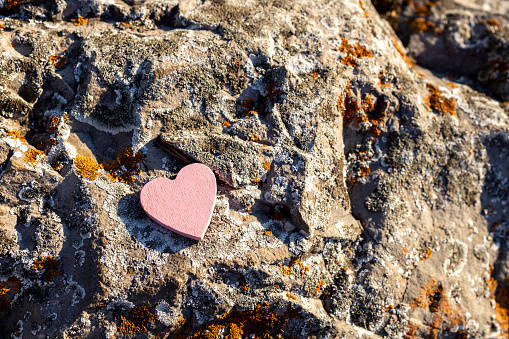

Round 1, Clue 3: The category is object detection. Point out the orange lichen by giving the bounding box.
[122,20,140,27]
[5,129,26,142]
[239,277,250,291]
[71,16,88,26]
[241,97,255,108]
[490,58,508,79]
[359,0,369,16]
[340,82,358,126]
[263,161,271,170]
[74,155,102,180]
[378,71,391,87]
[252,178,261,187]
[118,305,158,334]
[425,83,457,116]
[235,60,241,68]
[52,162,63,172]
[48,54,68,68]
[404,322,419,339]
[248,135,260,142]
[312,71,319,80]
[390,35,414,66]
[313,280,325,295]
[264,227,273,236]
[338,38,372,67]
[47,115,60,132]
[0,276,22,312]
[483,18,502,32]
[410,18,441,34]
[0,23,4,30]
[24,149,46,165]
[3,0,18,10]
[280,264,295,275]
[447,81,458,88]
[496,280,509,336]
[103,148,144,184]
[271,211,284,221]
[420,247,432,260]
[222,121,230,127]
[32,257,59,282]
[173,304,300,339]
[410,277,464,337]
[266,82,281,100]
[487,267,498,292]
[298,262,309,275]
[286,292,297,300]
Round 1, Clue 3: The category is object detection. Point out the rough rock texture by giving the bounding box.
[0,0,508,338]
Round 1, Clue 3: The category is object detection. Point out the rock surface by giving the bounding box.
[0,0,508,338]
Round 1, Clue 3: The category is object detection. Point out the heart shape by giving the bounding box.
[140,163,216,241]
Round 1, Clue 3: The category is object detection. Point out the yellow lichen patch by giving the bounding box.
[118,305,158,334]
[0,23,4,30]
[425,83,457,116]
[173,304,300,339]
[103,148,144,184]
[74,155,102,181]
[47,115,59,132]
[313,280,325,295]
[222,121,230,127]
[24,149,46,165]
[48,54,68,68]
[71,16,88,26]
[264,227,272,236]
[419,247,432,260]
[5,129,26,142]
[263,161,271,170]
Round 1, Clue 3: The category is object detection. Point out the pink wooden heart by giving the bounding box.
[140,163,216,241]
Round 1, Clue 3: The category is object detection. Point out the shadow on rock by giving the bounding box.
[117,191,198,254]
